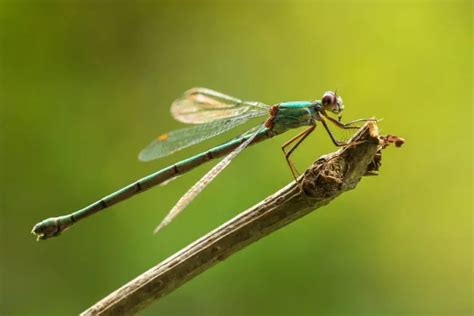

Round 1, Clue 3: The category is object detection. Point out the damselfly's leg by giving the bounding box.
[320,118,346,147]
[344,117,377,126]
[325,115,377,129]
[281,125,316,181]
[281,133,306,181]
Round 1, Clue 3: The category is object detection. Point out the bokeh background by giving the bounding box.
[1,1,471,315]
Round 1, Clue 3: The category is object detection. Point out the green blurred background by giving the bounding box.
[1,1,472,315]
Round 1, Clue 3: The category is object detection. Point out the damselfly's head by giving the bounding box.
[321,91,344,115]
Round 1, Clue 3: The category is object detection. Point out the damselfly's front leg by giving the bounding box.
[281,125,316,181]
[320,118,346,147]
[325,115,377,130]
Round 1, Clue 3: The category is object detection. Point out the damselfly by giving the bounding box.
[32,88,372,240]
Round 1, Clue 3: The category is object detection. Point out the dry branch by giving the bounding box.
[81,122,403,316]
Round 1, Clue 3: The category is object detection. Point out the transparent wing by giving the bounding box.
[171,87,269,124]
[153,126,264,234]
[138,111,265,161]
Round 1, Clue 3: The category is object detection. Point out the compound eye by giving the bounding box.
[322,91,335,106]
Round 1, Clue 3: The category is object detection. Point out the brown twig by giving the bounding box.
[81,122,403,316]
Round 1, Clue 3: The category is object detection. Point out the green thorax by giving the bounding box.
[271,101,321,133]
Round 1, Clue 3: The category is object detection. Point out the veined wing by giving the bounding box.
[138,112,265,162]
[153,125,264,234]
[171,87,269,124]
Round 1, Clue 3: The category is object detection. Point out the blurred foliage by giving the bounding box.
[0,1,471,315]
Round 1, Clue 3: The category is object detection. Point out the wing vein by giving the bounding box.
[153,125,264,234]
[139,111,266,161]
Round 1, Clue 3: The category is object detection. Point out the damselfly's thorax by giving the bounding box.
[265,102,316,133]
